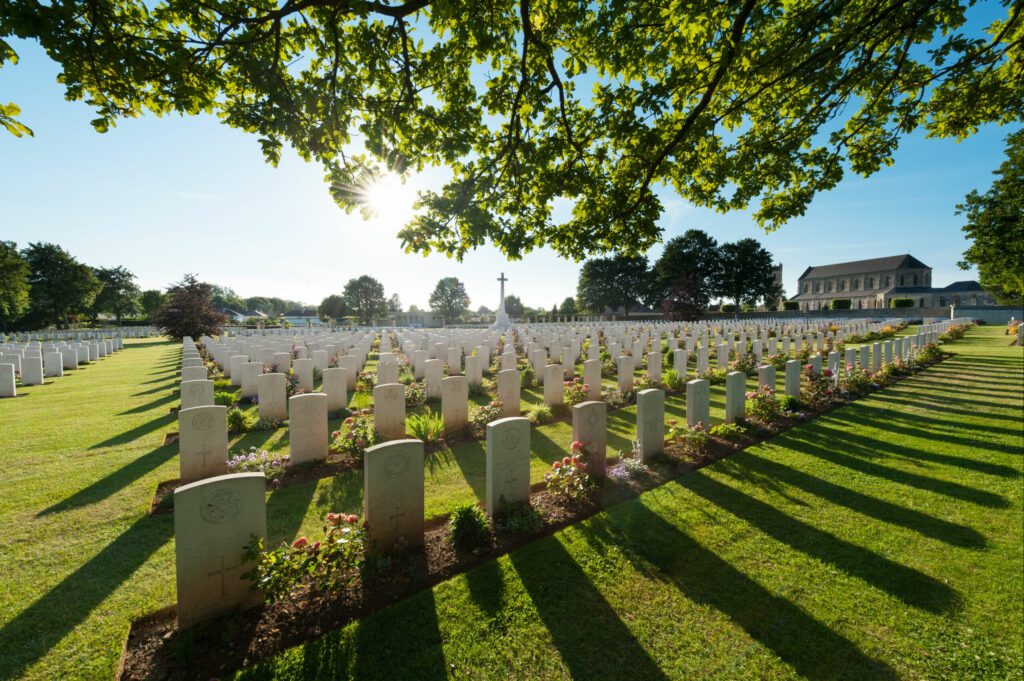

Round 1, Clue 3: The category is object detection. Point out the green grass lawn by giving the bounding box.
[235,325,1023,680]
[0,326,1019,679]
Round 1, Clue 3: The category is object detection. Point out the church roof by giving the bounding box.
[941,280,985,292]
[798,254,930,280]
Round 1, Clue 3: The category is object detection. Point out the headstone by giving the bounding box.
[289,393,328,464]
[322,367,348,414]
[21,355,43,385]
[424,359,443,399]
[441,375,469,434]
[617,356,634,391]
[724,371,745,424]
[271,352,292,375]
[685,379,710,427]
[485,417,531,516]
[583,359,602,400]
[181,379,215,410]
[572,401,607,479]
[757,365,776,390]
[178,405,228,484]
[174,472,266,629]
[647,348,662,382]
[497,369,521,417]
[239,362,262,399]
[672,348,687,376]
[0,363,14,397]
[377,360,399,385]
[181,366,208,382]
[364,439,425,554]
[44,351,63,378]
[543,364,563,405]
[636,389,664,462]
[872,342,882,372]
[257,373,287,421]
[785,359,801,398]
[373,383,407,440]
[229,355,248,385]
[293,358,315,391]
[465,354,483,386]
[61,349,79,370]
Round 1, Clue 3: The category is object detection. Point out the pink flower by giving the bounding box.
[575,460,586,469]
[356,438,367,447]
[331,430,340,439]
[562,456,572,465]
[553,460,562,470]
[292,536,309,549]
[343,417,355,426]
[570,440,584,451]
[346,514,358,524]
[310,541,321,551]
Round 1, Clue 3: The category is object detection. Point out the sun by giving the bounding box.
[360,172,419,227]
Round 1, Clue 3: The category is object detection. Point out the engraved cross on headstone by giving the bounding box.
[208,554,241,597]
[389,506,405,535]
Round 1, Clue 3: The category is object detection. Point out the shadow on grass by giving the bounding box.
[510,536,671,681]
[582,500,898,679]
[118,391,178,415]
[450,440,487,503]
[267,479,320,545]
[37,444,176,516]
[784,431,1010,508]
[464,558,506,616]
[88,411,176,450]
[716,451,985,548]
[0,515,173,679]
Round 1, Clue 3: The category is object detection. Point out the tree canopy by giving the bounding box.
[429,277,471,325]
[152,274,227,339]
[342,275,387,325]
[957,128,1024,303]
[21,242,101,328]
[90,265,140,322]
[717,238,781,308]
[139,289,165,318]
[317,294,349,321]
[651,230,722,306]
[503,295,524,317]
[0,240,30,329]
[3,2,1019,260]
[576,255,651,316]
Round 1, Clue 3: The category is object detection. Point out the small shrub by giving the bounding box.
[663,368,684,391]
[801,366,842,411]
[527,404,554,425]
[730,352,758,377]
[214,390,238,407]
[227,446,290,475]
[698,368,727,385]
[602,387,634,409]
[213,379,233,391]
[545,444,596,505]
[917,343,944,365]
[448,503,492,552]
[355,371,376,393]
[830,298,852,310]
[720,303,738,313]
[243,512,365,604]
[940,322,972,342]
[563,378,589,406]
[778,395,800,412]
[226,407,255,433]
[841,363,874,396]
[520,363,536,388]
[889,298,914,308]
[407,411,445,443]
[782,301,800,311]
[251,417,281,431]
[405,382,426,408]
[709,422,746,441]
[667,420,711,460]
[331,411,383,458]
[469,401,503,437]
[469,382,489,399]
[609,440,650,480]
[494,501,544,535]
[745,385,783,425]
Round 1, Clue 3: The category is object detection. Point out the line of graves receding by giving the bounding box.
[0,328,156,396]
[168,317,968,636]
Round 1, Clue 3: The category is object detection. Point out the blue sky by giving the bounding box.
[1,12,1017,311]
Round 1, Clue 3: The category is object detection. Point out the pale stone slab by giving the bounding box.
[0,363,14,397]
[872,343,882,372]
[724,371,745,424]
[181,366,208,383]
[785,360,801,398]
[572,400,607,479]
[757,365,776,390]
[178,405,228,484]
[44,351,63,378]
[583,359,601,400]
[617,356,634,391]
[686,379,710,427]
[376,360,399,386]
[364,439,425,554]
[174,472,266,629]
[860,345,871,371]
[271,352,292,375]
[293,358,315,391]
[229,355,248,385]
[647,348,662,382]
[1,354,21,375]
[543,364,563,405]
[181,379,215,410]
[672,348,687,376]
[716,344,728,370]
[182,357,204,368]
[289,393,328,464]
[828,351,840,376]
[497,369,521,417]
[808,355,822,376]
[485,417,531,516]
[239,362,262,399]
[446,346,462,374]
[312,349,329,373]
[500,353,517,371]
[257,373,287,421]
[21,355,43,385]
[61,349,78,370]
[441,375,469,435]
[321,367,348,413]
[465,354,483,387]
[373,383,407,440]
[424,359,443,399]
[636,388,664,462]
[75,346,89,364]
[844,348,857,372]
[338,356,360,390]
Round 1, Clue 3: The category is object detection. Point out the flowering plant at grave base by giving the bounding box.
[469,400,504,437]
[662,368,685,391]
[328,355,338,368]
[1007,320,1021,336]
[545,446,595,505]
[709,422,747,441]
[745,385,783,425]
[563,378,589,406]
[698,368,727,385]
[354,371,377,393]
[405,381,426,408]
[916,343,944,365]
[634,375,658,391]
[252,417,281,431]
[796,346,813,363]
[667,420,711,460]
[600,356,616,377]
[840,363,874,396]
[601,387,634,409]
[609,440,650,480]
[243,512,366,603]
[766,353,789,371]
[227,446,290,475]
[940,323,973,342]
[520,363,537,388]
[800,367,843,411]
[730,353,759,377]
[331,411,383,459]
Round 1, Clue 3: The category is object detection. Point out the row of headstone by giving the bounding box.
[0,335,124,397]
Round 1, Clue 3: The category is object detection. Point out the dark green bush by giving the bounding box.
[720,303,738,313]
[782,301,800,311]
[890,298,914,308]
[830,298,852,310]
[448,503,492,551]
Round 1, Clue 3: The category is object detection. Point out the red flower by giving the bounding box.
[570,440,585,451]
[574,460,586,469]
[292,536,309,549]
[346,514,358,524]
[310,541,321,551]
[562,456,572,465]
[343,417,355,426]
